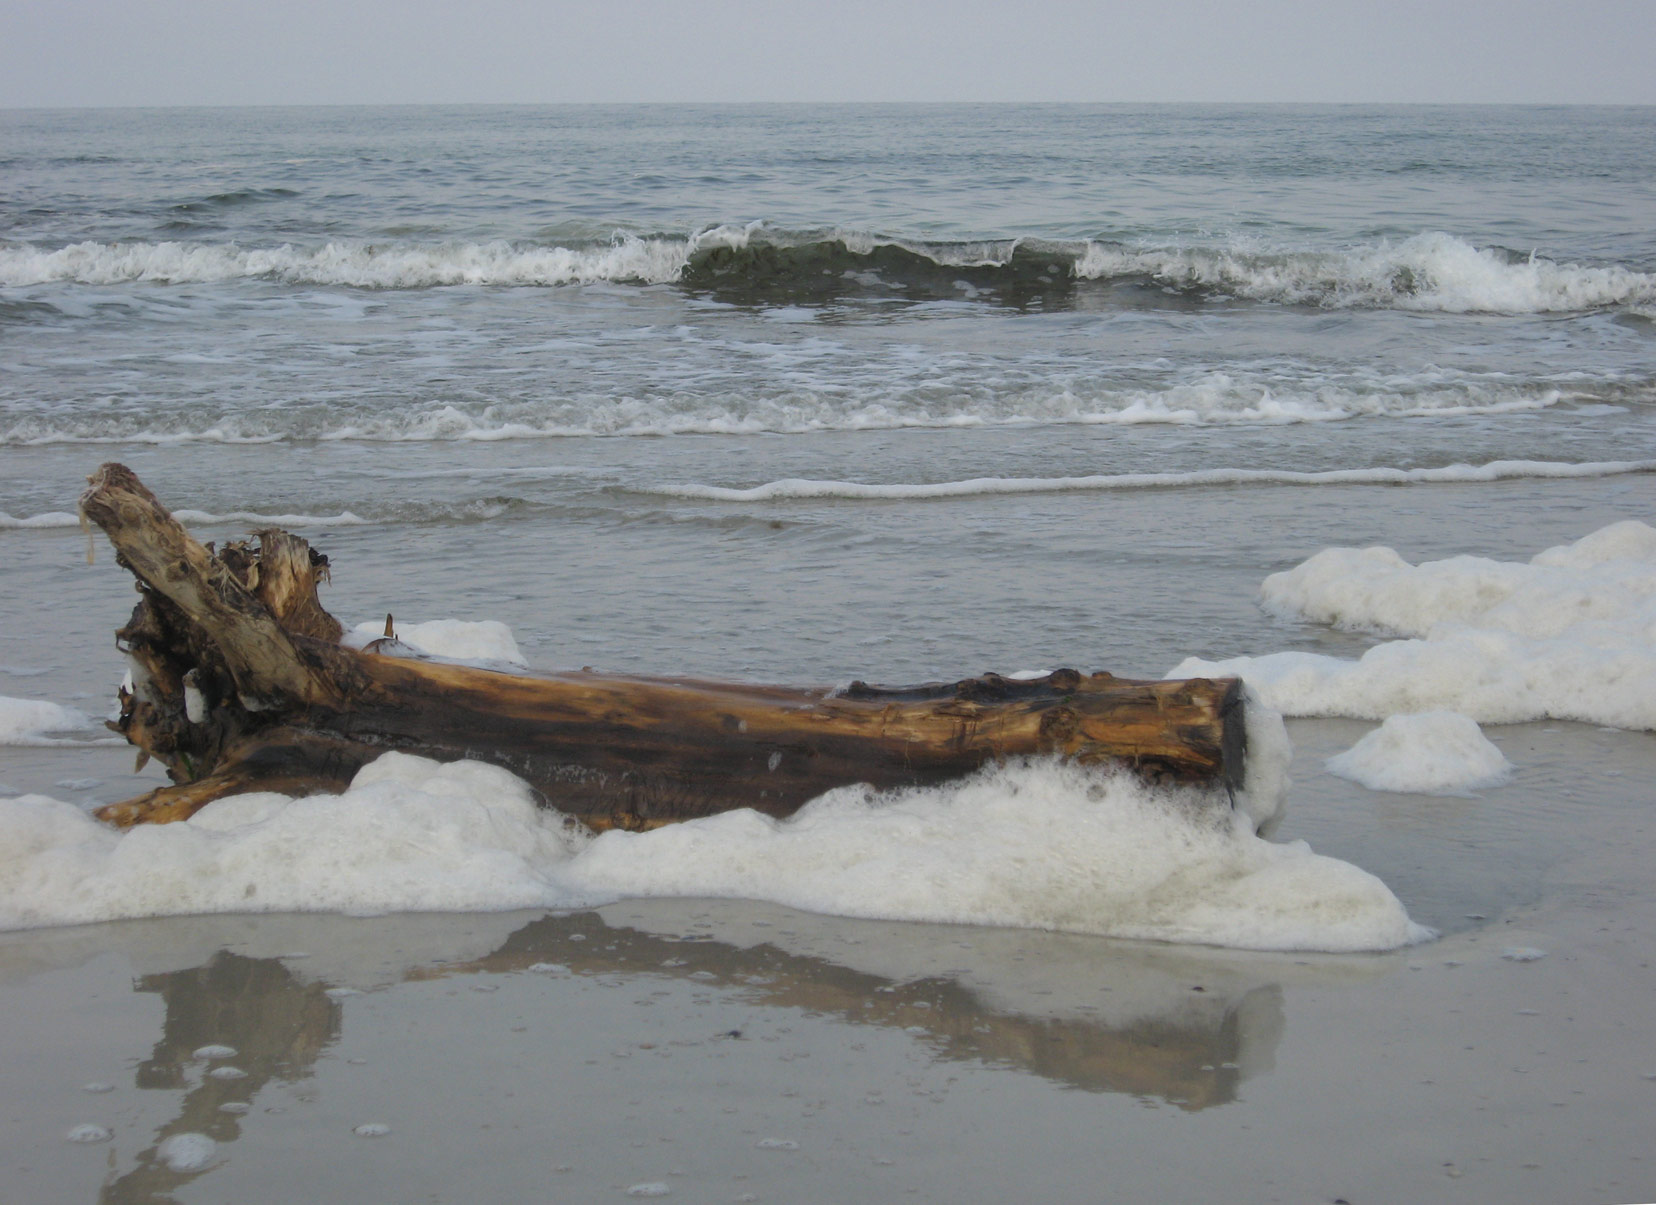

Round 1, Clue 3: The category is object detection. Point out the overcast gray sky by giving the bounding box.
[3,0,1654,108]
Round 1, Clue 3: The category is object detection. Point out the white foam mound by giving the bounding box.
[1259,518,1656,639]
[346,618,527,667]
[1172,520,1656,730]
[0,754,1426,953]
[0,696,94,746]
[0,756,585,929]
[1326,712,1512,795]
[565,760,1427,953]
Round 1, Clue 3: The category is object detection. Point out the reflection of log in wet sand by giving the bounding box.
[97,909,1284,1199]
[102,953,340,1205]
[414,911,1283,1110]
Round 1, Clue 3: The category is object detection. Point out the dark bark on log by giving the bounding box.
[81,463,1246,830]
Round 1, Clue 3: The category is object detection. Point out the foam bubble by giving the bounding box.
[65,1124,111,1144]
[192,1044,237,1059]
[1326,712,1512,795]
[156,1132,216,1171]
[1173,520,1656,730]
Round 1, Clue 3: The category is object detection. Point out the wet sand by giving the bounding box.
[4,718,1654,1205]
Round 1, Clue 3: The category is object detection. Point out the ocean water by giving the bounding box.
[1,103,1654,935]
[3,103,1656,1203]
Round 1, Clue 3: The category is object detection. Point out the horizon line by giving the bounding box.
[6,98,1654,113]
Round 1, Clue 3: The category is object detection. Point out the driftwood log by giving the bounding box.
[81,463,1246,830]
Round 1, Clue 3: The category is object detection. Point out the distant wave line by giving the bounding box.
[6,460,1647,532]
[639,459,1656,502]
[1,508,371,531]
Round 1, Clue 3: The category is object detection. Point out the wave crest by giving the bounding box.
[4,228,1650,314]
[1077,231,1656,313]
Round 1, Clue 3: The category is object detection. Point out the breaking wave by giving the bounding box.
[1,375,1635,447]
[4,228,1651,314]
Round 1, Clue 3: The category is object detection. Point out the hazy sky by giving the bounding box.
[4,0,1654,108]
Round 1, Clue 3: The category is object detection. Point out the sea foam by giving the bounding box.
[156,1133,217,1172]
[0,236,699,290]
[0,696,96,746]
[559,758,1423,953]
[0,747,1426,953]
[0,756,585,930]
[1075,230,1656,313]
[1170,520,1656,730]
[1326,712,1512,795]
